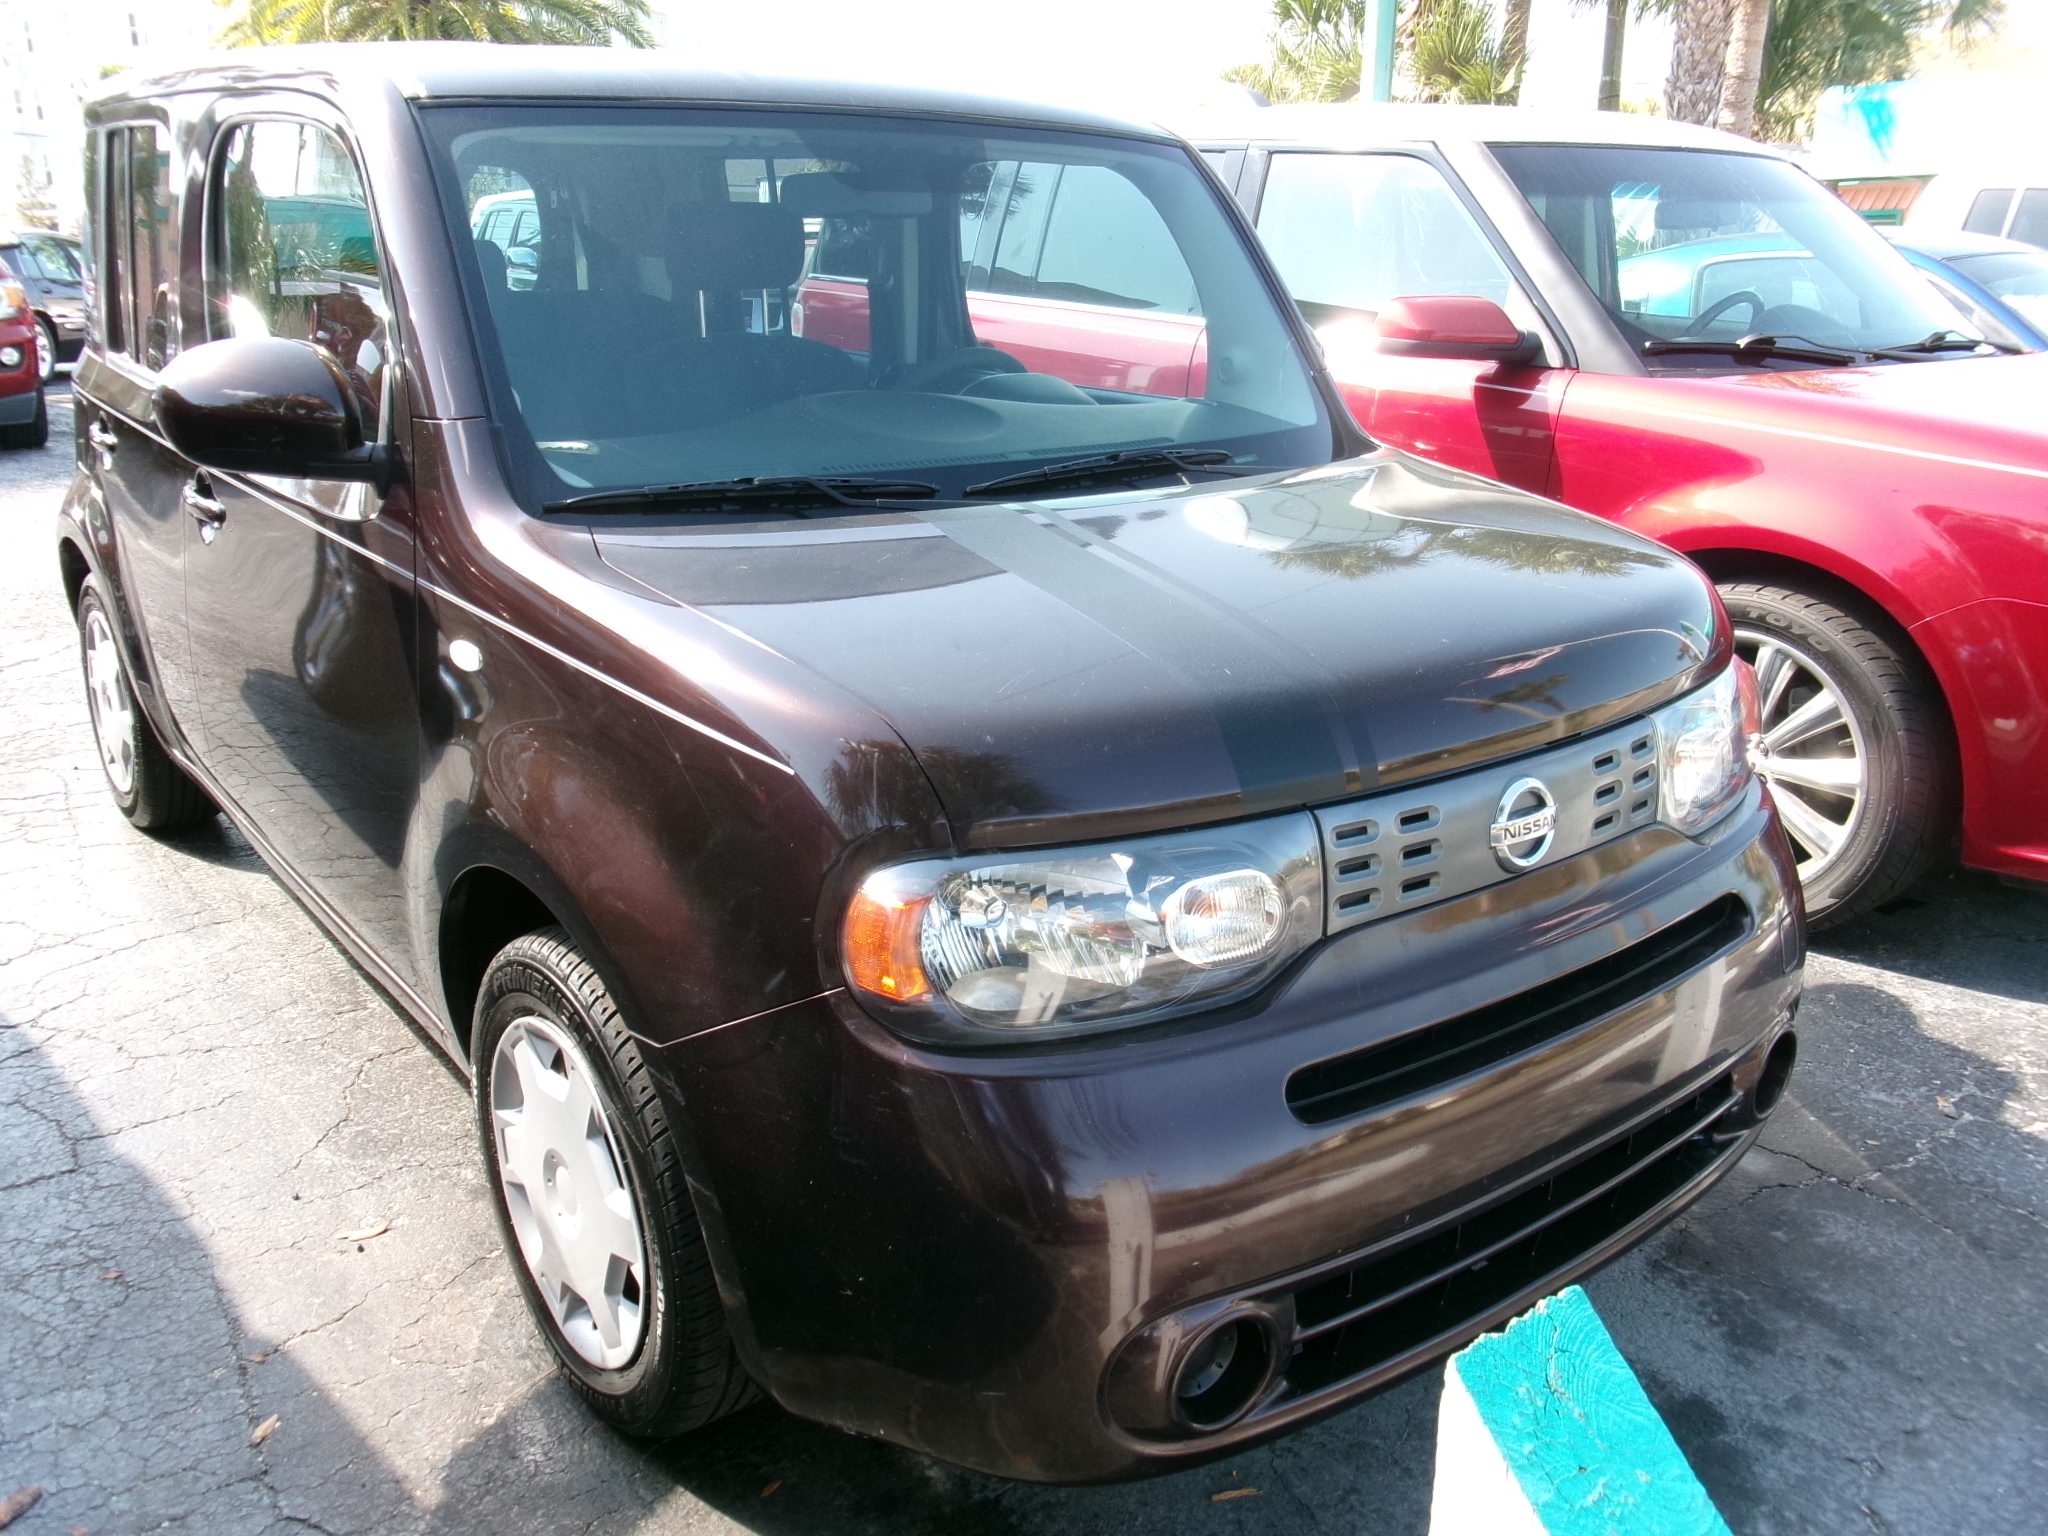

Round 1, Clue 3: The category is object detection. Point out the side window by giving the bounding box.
[130,126,173,369]
[2009,187,2048,248]
[31,237,82,283]
[211,120,392,436]
[4,243,40,279]
[1964,187,2015,236]
[983,163,1199,314]
[1255,153,1514,327]
[93,125,172,366]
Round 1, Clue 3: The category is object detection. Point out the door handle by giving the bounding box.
[87,421,117,463]
[182,479,227,542]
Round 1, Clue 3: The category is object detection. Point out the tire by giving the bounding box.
[0,387,46,450]
[35,315,58,383]
[1721,581,1954,927]
[474,928,754,1438]
[75,581,214,831]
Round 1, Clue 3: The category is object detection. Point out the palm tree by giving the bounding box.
[1225,0,1377,103]
[1228,0,1524,106]
[1715,0,1774,136]
[1410,0,1520,103]
[1664,0,1733,123]
[222,0,656,47]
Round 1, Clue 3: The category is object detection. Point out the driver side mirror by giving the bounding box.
[1374,296,1542,366]
[154,336,386,483]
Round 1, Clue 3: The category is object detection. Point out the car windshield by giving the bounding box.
[1949,249,2048,331]
[420,106,1333,505]
[1489,144,1976,365]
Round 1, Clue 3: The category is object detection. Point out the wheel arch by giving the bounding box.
[433,829,650,1068]
[57,533,90,616]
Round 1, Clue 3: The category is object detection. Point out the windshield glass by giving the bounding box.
[1489,144,1975,364]
[1950,250,2048,331]
[420,106,1333,504]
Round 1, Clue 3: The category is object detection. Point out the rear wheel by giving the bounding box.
[475,928,753,1437]
[1722,581,1952,927]
[75,581,213,831]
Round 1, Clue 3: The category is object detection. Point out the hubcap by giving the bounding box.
[1736,625,1868,886]
[83,608,137,797]
[490,1016,647,1370]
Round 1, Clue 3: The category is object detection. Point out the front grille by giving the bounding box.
[1318,718,1660,936]
[1259,1072,1741,1405]
[1285,894,1750,1124]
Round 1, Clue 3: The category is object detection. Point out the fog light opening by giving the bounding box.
[1172,1317,1272,1432]
[1753,1030,1797,1119]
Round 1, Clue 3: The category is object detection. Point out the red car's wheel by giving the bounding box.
[1724,581,1954,927]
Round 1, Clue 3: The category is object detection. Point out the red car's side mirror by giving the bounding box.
[1374,296,1542,366]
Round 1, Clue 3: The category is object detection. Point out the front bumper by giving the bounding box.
[0,382,40,423]
[660,780,1801,1481]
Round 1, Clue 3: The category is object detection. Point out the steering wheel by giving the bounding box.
[886,345,1028,394]
[1680,289,1766,339]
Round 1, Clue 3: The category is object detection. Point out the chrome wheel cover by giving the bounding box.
[83,607,137,797]
[1737,625,1868,886]
[490,1015,647,1370]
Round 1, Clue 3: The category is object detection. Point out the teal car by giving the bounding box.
[1616,230,1858,339]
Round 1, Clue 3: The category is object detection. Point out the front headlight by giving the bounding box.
[1653,662,1758,835]
[843,816,1323,1045]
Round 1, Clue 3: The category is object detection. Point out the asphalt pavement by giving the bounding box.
[3,382,2044,1535]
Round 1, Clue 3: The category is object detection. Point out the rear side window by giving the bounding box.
[1255,152,1513,325]
[210,120,392,439]
[2,243,37,278]
[93,124,174,368]
[2009,188,2048,248]
[1963,188,2014,235]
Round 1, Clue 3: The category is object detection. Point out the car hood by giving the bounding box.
[1680,350,2048,471]
[594,452,1720,848]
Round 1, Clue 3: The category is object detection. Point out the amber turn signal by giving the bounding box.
[844,889,933,1002]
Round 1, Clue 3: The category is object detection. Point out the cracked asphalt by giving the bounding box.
[4,381,2045,1535]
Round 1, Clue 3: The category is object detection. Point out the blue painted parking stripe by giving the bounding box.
[1432,1286,1732,1536]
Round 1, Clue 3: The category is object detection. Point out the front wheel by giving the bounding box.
[1722,581,1953,927]
[475,928,753,1437]
[35,316,58,383]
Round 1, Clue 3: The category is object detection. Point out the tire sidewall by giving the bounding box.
[472,945,678,1416]
[1725,590,1919,918]
[76,583,145,819]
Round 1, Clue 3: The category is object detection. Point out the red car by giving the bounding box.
[0,255,48,448]
[1178,105,2048,925]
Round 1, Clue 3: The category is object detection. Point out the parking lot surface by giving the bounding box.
[3,386,2045,1535]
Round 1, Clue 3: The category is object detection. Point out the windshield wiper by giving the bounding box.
[962,449,1275,500]
[544,475,944,516]
[1641,333,1862,366]
[1868,328,2019,360]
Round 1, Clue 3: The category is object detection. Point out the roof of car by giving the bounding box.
[1886,228,2045,261]
[1176,102,1787,155]
[88,42,1175,142]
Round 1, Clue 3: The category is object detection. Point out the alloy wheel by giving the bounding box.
[1736,624,1867,885]
[490,1014,647,1370]
[83,606,137,797]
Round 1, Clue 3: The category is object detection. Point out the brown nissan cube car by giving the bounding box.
[58,44,1802,1482]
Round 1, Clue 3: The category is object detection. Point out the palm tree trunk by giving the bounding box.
[1716,0,1774,138]
[1665,0,1734,124]
[1597,0,1628,111]
[1500,0,1534,100]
